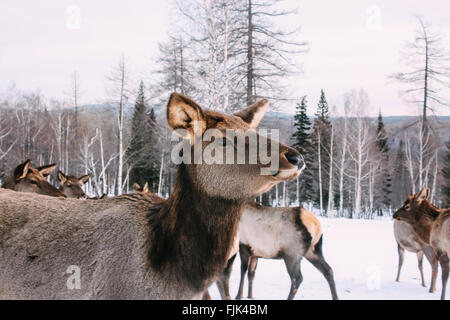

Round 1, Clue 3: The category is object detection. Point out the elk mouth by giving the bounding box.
[272,167,302,181]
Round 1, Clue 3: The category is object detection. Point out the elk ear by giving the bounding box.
[79,174,91,185]
[14,159,31,180]
[143,182,149,193]
[37,163,57,177]
[57,170,66,184]
[133,183,141,191]
[167,93,206,140]
[415,188,430,203]
[234,99,269,128]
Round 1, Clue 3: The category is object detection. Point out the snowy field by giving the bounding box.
[208,217,446,300]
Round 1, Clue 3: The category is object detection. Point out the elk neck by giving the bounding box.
[147,164,245,293]
[412,200,441,244]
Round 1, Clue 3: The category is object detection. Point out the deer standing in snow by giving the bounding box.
[393,188,449,300]
[394,220,436,288]
[214,202,338,300]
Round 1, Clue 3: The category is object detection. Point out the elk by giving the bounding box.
[57,171,91,199]
[394,220,436,288]
[0,93,303,299]
[393,188,449,300]
[1,159,64,197]
[214,202,338,300]
[133,182,149,193]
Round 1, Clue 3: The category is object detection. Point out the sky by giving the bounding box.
[0,0,449,117]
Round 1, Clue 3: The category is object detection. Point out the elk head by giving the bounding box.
[57,171,90,198]
[393,188,432,224]
[133,182,149,193]
[166,93,304,200]
[3,159,65,197]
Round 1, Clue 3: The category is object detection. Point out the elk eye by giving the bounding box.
[30,180,38,185]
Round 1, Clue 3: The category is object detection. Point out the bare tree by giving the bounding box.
[391,16,450,121]
[106,55,131,195]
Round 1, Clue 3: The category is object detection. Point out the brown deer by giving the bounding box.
[2,159,64,197]
[57,171,91,199]
[214,202,338,300]
[0,93,303,299]
[394,220,436,288]
[393,188,449,300]
[133,182,149,193]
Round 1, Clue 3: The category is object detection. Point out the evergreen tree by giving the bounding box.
[126,81,154,188]
[392,140,408,208]
[310,90,332,213]
[143,106,160,192]
[291,96,314,204]
[375,112,392,215]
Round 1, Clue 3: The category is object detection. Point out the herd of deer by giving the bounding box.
[0,93,448,300]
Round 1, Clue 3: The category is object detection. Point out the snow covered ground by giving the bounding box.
[208,217,446,300]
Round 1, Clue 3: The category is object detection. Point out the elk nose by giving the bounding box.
[285,150,304,168]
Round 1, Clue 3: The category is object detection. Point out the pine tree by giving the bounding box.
[291,96,314,204]
[392,140,408,208]
[143,106,160,192]
[126,81,151,188]
[375,112,392,215]
[310,90,332,214]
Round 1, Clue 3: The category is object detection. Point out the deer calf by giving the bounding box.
[393,188,449,300]
[216,202,338,300]
[2,159,64,197]
[57,171,91,199]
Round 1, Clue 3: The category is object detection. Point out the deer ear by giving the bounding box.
[79,174,91,184]
[167,93,206,139]
[143,182,149,193]
[133,183,141,191]
[14,159,31,180]
[57,170,66,183]
[37,163,57,177]
[234,99,269,128]
[415,188,430,202]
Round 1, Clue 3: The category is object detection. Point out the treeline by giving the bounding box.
[285,89,449,218]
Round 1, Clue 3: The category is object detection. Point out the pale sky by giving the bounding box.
[0,0,449,116]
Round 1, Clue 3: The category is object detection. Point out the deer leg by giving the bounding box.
[247,256,258,299]
[438,253,449,300]
[395,244,405,282]
[236,244,251,300]
[423,245,437,293]
[430,253,439,294]
[217,254,236,300]
[202,290,211,300]
[284,256,303,300]
[417,251,426,287]
[306,251,339,300]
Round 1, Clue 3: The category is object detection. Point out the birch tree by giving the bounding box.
[106,55,130,195]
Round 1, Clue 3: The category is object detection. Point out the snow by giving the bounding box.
[208,217,446,300]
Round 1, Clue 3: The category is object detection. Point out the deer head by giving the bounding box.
[393,188,433,224]
[166,93,303,200]
[2,159,65,197]
[57,171,90,199]
[133,182,149,193]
